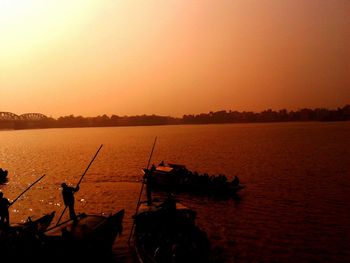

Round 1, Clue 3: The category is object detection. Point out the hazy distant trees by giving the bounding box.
[52,105,350,128]
[2,105,349,130]
[183,105,350,124]
[52,114,181,128]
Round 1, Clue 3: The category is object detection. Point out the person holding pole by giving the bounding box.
[55,144,103,226]
[61,183,79,221]
[0,174,46,227]
[0,191,11,226]
[144,164,156,206]
[128,137,157,244]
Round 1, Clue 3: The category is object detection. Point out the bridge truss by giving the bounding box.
[0,112,48,121]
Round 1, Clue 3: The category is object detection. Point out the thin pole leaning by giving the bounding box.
[55,144,103,226]
[128,137,157,245]
[76,144,103,188]
[9,174,46,207]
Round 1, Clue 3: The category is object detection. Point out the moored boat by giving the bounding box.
[133,196,211,263]
[0,211,56,260]
[13,210,56,233]
[40,209,125,260]
[1,209,124,262]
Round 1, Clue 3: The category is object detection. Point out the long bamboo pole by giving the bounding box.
[55,144,103,226]
[128,137,157,244]
[9,174,46,207]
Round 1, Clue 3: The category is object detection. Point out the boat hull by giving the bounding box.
[0,211,56,261]
[133,201,210,263]
[42,209,125,258]
[149,163,245,197]
[1,209,125,262]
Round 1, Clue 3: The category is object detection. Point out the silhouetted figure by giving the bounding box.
[0,168,8,178]
[144,167,155,206]
[0,191,11,226]
[232,176,240,186]
[150,164,156,171]
[61,183,79,221]
[158,193,176,211]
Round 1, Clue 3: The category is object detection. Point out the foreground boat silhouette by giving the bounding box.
[12,210,56,233]
[41,209,125,259]
[0,211,56,260]
[1,209,125,262]
[132,196,211,263]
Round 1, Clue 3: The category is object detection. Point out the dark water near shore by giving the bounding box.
[1,122,350,262]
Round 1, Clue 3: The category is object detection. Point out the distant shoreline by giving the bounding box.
[1,105,349,130]
[2,120,350,132]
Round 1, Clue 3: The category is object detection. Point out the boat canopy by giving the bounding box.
[155,166,174,173]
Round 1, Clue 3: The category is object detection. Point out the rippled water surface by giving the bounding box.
[1,122,349,262]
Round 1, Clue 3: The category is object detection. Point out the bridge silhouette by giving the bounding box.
[0,112,47,121]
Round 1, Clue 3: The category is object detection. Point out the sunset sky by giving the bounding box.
[1,0,349,118]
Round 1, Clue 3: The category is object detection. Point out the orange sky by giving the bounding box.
[1,0,349,118]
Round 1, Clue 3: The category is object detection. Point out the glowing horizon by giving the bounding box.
[1,0,349,118]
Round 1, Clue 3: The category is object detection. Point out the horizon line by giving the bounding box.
[2,104,349,119]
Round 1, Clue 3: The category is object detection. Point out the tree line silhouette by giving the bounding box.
[1,105,349,130]
[182,105,350,124]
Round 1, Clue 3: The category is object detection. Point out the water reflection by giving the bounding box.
[0,122,349,262]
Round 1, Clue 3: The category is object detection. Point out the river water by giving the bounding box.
[0,122,349,262]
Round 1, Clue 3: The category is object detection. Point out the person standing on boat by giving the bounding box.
[232,175,240,186]
[61,183,79,221]
[0,191,11,226]
[159,193,176,211]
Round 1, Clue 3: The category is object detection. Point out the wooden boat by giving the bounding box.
[145,162,245,197]
[0,211,56,260]
[12,210,56,233]
[1,209,124,262]
[133,197,211,263]
[40,209,125,260]
[0,210,56,236]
